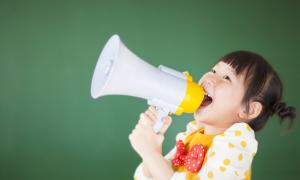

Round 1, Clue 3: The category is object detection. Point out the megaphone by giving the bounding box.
[91,35,205,133]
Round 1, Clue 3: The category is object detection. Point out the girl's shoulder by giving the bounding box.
[175,121,258,163]
[213,122,258,156]
[173,121,258,180]
[199,122,258,180]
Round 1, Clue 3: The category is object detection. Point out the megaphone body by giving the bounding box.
[91,35,205,133]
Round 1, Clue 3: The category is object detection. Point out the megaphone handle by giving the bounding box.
[153,107,169,134]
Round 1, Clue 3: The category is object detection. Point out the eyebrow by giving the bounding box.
[213,64,237,77]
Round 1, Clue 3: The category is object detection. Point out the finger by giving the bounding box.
[149,106,157,115]
[147,106,157,117]
[145,109,156,122]
[138,113,153,127]
[159,116,172,135]
[156,133,165,145]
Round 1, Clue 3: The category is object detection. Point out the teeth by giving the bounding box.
[205,93,211,98]
[204,93,213,102]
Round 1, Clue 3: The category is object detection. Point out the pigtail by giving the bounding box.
[271,102,297,130]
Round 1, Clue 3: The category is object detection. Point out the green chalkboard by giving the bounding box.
[0,0,299,179]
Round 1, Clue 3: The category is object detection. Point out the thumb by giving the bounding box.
[159,116,172,135]
[157,133,165,145]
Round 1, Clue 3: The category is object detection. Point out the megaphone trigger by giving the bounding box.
[153,106,169,134]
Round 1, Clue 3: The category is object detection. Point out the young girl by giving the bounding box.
[129,51,296,180]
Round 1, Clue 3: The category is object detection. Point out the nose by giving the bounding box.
[206,76,216,86]
[203,79,214,90]
[200,73,217,88]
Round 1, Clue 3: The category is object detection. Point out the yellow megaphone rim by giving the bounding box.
[175,72,205,115]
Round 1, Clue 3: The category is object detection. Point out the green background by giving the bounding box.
[0,0,299,179]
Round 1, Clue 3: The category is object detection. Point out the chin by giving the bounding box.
[193,107,214,125]
[193,113,205,123]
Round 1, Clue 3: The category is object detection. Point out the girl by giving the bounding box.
[129,51,296,180]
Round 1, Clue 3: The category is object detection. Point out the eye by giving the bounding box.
[223,75,231,81]
[211,69,216,73]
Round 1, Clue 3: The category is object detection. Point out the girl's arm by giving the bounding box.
[129,106,173,180]
[142,152,174,180]
[142,162,152,178]
[133,120,198,179]
[135,146,177,179]
[131,132,175,180]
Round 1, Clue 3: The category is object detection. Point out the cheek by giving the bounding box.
[215,86,242,108]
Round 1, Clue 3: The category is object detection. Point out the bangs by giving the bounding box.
[216,50,271,104]
[218,51,259,77]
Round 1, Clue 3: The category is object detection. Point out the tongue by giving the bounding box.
[201,95,212,107]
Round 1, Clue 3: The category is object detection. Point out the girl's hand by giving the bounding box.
[129,106,172,158]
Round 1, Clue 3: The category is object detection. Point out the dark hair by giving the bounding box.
[217,50,296,132]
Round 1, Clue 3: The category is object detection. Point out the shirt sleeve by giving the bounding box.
[196,123,258,180]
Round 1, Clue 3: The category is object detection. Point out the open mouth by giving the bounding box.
[200,93,213,107]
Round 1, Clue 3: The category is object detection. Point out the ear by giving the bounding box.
[238,101,263,121]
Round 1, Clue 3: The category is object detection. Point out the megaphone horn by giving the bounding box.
[91,34,205,133]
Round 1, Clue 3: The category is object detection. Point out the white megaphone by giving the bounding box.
[91,35,205,133]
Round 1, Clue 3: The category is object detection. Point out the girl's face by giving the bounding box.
[194,61,247,129]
